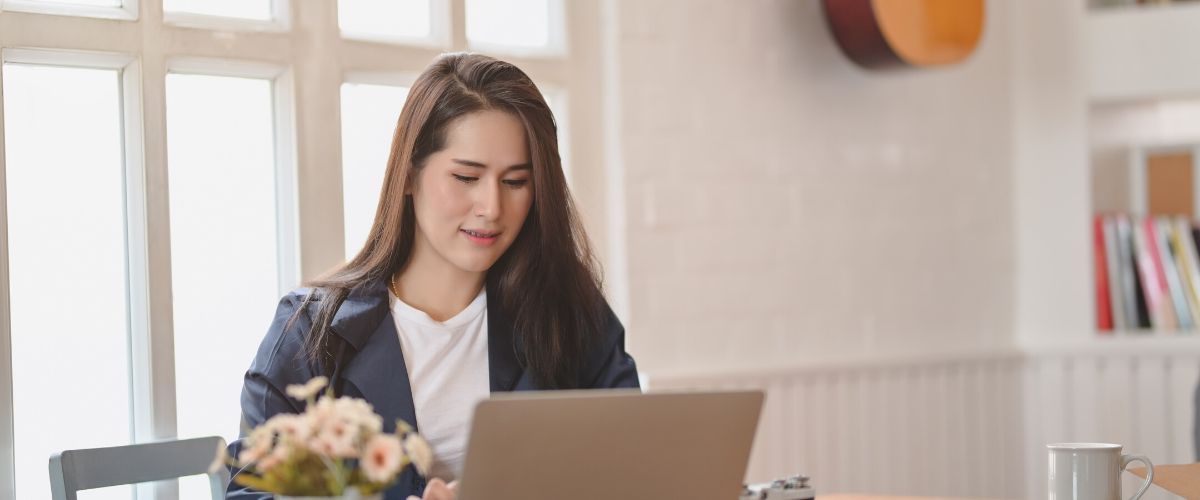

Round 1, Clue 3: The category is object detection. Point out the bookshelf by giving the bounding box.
[1087,2,1200,336]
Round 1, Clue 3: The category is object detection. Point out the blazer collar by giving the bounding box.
[329,278,391,351]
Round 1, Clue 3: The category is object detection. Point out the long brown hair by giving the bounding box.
[301,53,604,389]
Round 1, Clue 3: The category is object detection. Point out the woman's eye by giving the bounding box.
[502,179,530,188]
[452,174,478,183]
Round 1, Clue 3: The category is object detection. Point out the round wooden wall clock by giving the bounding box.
[822,0,985,70]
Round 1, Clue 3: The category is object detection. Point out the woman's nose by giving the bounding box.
[474,179,502,219]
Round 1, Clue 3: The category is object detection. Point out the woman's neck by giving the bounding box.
[392,236,486,322]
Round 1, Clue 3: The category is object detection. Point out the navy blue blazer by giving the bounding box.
[226,278,640,499]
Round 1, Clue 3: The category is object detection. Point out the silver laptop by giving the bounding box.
[456,389,764,500]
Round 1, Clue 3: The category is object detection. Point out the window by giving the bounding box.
[166,72,284,444]
[0,3,586,499]
[163,0,272,21]
[0,0,133,21]
[340,81,410,259]
[20,0,121,6]
[2,62,132,500]
[338,0,438,44]
[466,0,565,54]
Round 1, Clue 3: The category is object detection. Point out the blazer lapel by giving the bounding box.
[331,279,420,433]
[341,314,419,433]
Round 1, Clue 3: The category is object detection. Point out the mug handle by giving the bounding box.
[1121,454,1154,500]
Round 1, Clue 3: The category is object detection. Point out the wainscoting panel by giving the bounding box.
[647,339,1200,499]
[647,355,1025,498]
[1023,342,1200,500]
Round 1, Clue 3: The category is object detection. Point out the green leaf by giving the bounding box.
[232,474,275,491]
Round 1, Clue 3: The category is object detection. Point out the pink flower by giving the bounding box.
[307,417,360,458]
[361,434,404,484]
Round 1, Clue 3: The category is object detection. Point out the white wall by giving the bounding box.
[600,1,1200,496]
[1009,0,1094,347]
[612,0,1017,376]
[1088,3,1200,102]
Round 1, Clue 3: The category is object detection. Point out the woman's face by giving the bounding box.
[409,109,534,275]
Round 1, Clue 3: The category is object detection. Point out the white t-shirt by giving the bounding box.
[390,288,490,481]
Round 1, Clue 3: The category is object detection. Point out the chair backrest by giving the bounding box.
[48,436,229,500]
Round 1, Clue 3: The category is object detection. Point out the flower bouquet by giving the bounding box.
[213,376,431,499]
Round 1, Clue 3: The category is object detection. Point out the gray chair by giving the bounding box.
[48,436,230,500]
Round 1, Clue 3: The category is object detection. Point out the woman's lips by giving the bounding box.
[461,228,499,246]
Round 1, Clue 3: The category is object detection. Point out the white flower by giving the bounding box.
[361,434,404,484]
[285,376,329,401]
[332,396,383,433]
[269,413,313,444]
[237,429,273,464]
[208,440,228,474]
[403,433,432,477]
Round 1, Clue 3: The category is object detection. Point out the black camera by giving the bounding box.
[739,475,815,500]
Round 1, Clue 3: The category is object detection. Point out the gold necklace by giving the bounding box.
[388,274,401,299]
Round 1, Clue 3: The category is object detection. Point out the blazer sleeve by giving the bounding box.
[582,301,641,389]
[225,291,317,499]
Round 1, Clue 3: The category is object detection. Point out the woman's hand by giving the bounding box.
[407,478,458,500]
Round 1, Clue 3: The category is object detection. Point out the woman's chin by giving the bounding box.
[451,255,499,274]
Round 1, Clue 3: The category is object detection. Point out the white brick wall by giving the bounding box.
[612,0,1019,375]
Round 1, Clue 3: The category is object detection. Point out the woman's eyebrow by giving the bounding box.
[451,158,533,171]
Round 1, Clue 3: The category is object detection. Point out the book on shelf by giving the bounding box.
[1170,218,1200,325]
[1132,215,1173,329]
[1095,215,1114,331]
[1102,216,1124,329]
[1115,215,1151,328]
[1155,217,1192,329]
[1095,213,1200,333]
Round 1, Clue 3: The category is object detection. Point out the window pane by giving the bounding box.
[18,0,121,6]
[340,83,409,260]
[466,0,551,49]
[166,73,280,444]
[179,474,214,500]
[3,64,132,500]
[163,0,271,20]
[77,486,134,500]
[339,0,432,40]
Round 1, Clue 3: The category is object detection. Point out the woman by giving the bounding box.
[227,53,640,500]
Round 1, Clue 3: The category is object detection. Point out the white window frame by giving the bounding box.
[0,0,604,498]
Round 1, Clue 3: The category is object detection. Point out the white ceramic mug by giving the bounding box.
[1047,443,1154,500]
